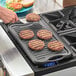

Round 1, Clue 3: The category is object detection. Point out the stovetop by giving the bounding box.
[41,6,76,33]
[1,6,76,76]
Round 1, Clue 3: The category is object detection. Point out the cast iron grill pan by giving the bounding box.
[8,22,71,65]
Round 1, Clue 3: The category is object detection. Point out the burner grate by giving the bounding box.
[62,32,76,45]
[42,11,63,23]
[56,21,75,31]
[69,7,76,23]
[49,19,76,33]
[61,31,76,53]
[41,6,76,33]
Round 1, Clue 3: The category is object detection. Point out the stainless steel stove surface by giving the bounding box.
[1,6,76,76]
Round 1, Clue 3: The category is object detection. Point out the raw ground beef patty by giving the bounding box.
[48,40,64,51]
[26,13,40,22]
[19,29,34,39]
[28,39,45,51]
[37,29,52,40]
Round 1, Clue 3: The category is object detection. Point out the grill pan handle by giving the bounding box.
[47,55,65,62]
[34,51,72,65]
[35,53,72,65]
[2,20,22,26]
[46,54,70,63]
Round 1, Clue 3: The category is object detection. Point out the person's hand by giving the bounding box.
[0,6,19,24]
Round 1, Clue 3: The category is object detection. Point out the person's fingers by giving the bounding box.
[3,12,15,23]
[11,13,19,23]
[4,18,12,24]
[7,12,19,23]
[11,18,16,23]
[11,14,16,23]
[1,15,10,24]
[2,15,13,24]
[3,19,10,24]
[0,7,19,23]
[14,13,19,22]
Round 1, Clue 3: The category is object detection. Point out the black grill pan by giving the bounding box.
[8,22,72,65]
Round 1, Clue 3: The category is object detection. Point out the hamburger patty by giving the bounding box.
[19,29,34,39]
[37,29,52,40]
[48,40,64,51]
[28,39,45,51]
[26,13,40,22]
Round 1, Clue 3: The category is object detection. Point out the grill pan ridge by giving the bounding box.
[8,20,72,65]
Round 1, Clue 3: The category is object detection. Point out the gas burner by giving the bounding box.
[71,45,76,53]
[62,33,76,45]
[56,21,75,31]
[61,31,76,53]
[69,7,76,23]
[42,11,64,22]
[41,62,57,67]
[44,14,61,21]
[50,19,76,32]
[61,7,73,20]
[61,6,76,23]
[41,8,76,32]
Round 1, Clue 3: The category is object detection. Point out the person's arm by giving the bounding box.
[0,6,19,24]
